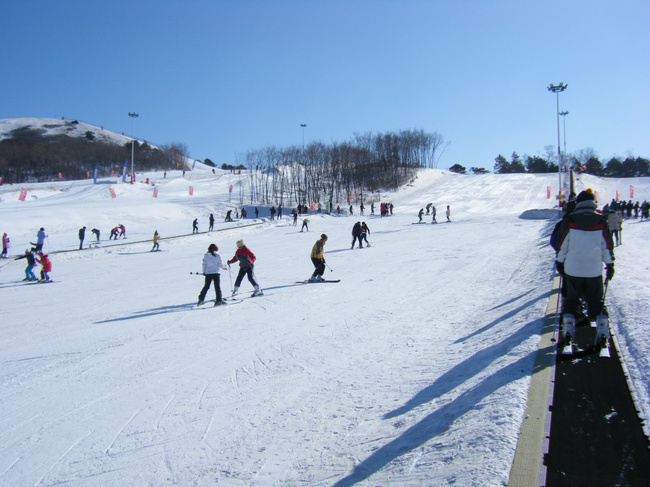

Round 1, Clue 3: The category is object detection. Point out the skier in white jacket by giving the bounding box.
[198,244,226,306]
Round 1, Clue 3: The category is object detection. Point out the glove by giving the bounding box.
[556,261,565,275]
[606,263,615,281]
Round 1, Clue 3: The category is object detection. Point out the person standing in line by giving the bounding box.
[15,249,38,280]
[151,231,160,252]
[227,240,262,296]
[34,228,47,252]
[198,243,226,306]
[209,213,215,232]
[607,210,623,246]
[78,226,86,250]
[351,221,363,249]
[310,234,328,281]
[1,232,9,258]
[361,222,371,247]
[446,205,451,222]
[555,189,615,349]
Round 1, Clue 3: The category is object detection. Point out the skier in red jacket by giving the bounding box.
[227,239,262,297]
[36,252,52,281]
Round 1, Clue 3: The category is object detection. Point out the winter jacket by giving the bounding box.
[351,222,362,235]
[36,254,52,272]
[202,251,224,274]
[2,234,9,249]
[36,230,47,245]
[556,200,614,278]
[607,211,622,232]
[311,239,326,259]
[228,246,256,268]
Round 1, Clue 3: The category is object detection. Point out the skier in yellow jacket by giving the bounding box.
[310,234,328,281]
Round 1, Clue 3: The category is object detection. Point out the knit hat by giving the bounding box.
[576,189,595,203]
[236,239,245,248]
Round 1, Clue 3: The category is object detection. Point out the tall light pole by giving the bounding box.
[559,110,569,160]
[300,123,307,150]
[547,83,567,203]
[128,112,139,176]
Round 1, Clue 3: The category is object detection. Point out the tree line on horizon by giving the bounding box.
[449,146,650,178]
[0,125,189,184]
[233,129,447,207]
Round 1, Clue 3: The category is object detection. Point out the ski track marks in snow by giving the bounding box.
[2,169,649,486]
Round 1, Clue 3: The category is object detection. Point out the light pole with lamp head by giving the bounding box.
[128,112,139,177]
[300,123,307,150]
[547,83,567,204]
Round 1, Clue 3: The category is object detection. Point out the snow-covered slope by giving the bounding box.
[0,117,134,146]
[1,169,648,486]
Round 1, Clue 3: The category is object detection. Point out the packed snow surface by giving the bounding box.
[1,168,649,486]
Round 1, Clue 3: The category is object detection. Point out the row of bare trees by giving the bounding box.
[240,129,446,208]
[0,129,189,184]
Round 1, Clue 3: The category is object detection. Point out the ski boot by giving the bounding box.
[561,313,576,355]
[252,286,263,297]
[595,313,610,356]
[231,286,239,297]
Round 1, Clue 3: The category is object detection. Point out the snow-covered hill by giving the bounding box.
[1,169,648,486]
[0,117,134,146]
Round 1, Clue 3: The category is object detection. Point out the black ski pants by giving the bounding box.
[199,273,222,302]
[311,257,325,277]
[562,274,605,320]
[234,266,258,288]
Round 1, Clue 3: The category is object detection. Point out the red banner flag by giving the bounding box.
[109,188,116,198]
[189,186,194,196]
[19,188,27,201]
[594,191,599,203]
[547,186,551,199]
[311,201,316,210]
[153,188,158,198]
[229,185,233,193]
[630,185,635,198]
[616,190,621,202]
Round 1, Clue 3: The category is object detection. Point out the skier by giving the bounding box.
[35,252,52,281]
[78,226,86,250]
[426,203,432,215]
[193,218,199,233]
[418,209,424,223]
[34,228,47,252]
[431,206,437,223]
[198,244,226,306]
[555,189,615,352]
[310,234,328,281]
[446,205,451,222]
[607,210,623,246]
[15,249,38,280]
[91,228,100,243]
[301,218,309,232]
[270,206,276,221]
[227,240,262,296]
[209,213,215,231]
[110,227,119,240]
[1,232,9,258]
[151,231,160,252]
[351,221,363,249]
[225,210,233,222]
[361,222,371,247]
[118,224,126,239]
[292,210,298,226]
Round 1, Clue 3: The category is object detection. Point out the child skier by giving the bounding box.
[15,249,38,281]
[36,252,52,282]
[227,240,262,296]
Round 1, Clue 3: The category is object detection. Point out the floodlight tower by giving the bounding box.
[128,112,139,176]
[547,83,567,202]
[300,123,307,150]
[559,111,569,160]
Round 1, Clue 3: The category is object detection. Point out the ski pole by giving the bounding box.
[190,272,204,275]
[325,261,333,272]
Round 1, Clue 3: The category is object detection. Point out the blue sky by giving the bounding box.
[2,0,649,170]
